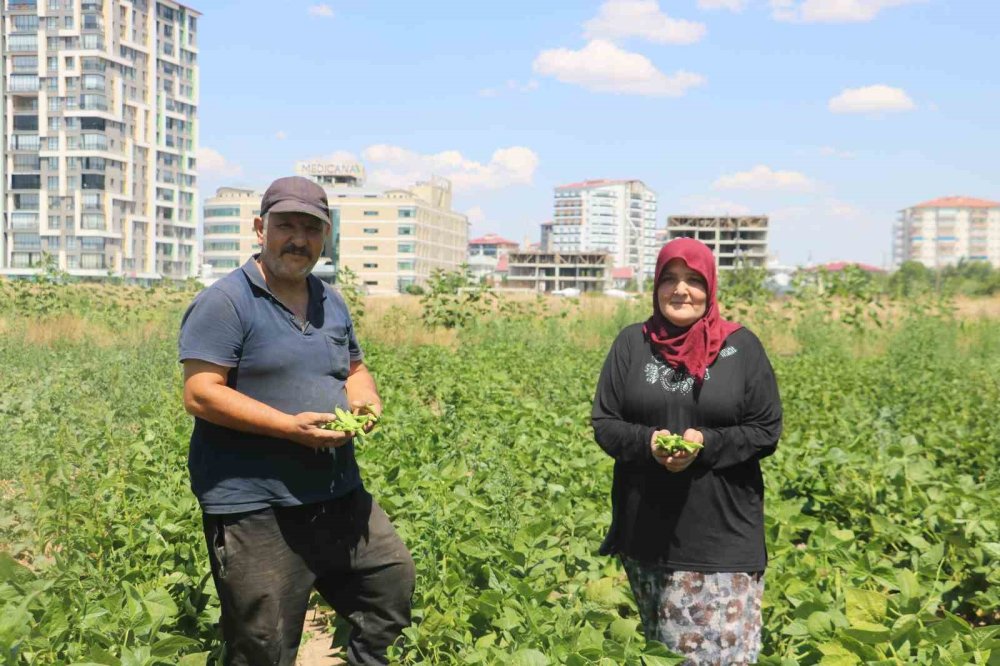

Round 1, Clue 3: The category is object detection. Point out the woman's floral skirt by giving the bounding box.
[621,556,764,666]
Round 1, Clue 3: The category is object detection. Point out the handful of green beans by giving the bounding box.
[654,433,703,455]
[321,405,380,439]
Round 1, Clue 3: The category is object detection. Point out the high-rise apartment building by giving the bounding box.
[298,160,468,294]
[893,196,1000,269]
[1,0,199,280]
[201,186,260,282]
[550,179,658,284]
[666,215,769,270]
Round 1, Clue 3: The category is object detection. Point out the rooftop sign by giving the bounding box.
[294,161,366,180]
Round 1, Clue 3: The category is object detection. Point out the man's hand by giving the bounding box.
[651,428,703,473]
[288,412,354,450]
[351,400,382,434]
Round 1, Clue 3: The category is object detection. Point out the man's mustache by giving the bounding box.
[281,246,310,256]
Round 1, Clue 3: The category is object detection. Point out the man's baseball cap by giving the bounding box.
[260,176,331,225]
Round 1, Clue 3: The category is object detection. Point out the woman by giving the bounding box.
[592,238,782,665]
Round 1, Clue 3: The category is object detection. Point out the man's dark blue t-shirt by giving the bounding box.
[179,256,363,514]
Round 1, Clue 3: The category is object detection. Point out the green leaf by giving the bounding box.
[845,587,887,625]
[842,621,891,644]
[509,648,550,666]
[176,653,210,666]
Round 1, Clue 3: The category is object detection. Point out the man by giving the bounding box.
[179,176,415,665]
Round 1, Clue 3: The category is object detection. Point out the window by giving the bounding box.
[363,210,379,217]
[398,261,414,271]
[204,206,241,217]
[363,245,378,251]
[82,134,108,150]
[398,207,416,218]
[65,236,78,249]
[364,281,378,286]
[81,214,104,229]
[47,176,59,189]
[9,75,39,92]
[13,115,38,131]
[13,154,40,170]
[81,193,101,209]
[81,237,105,251]
[205,224,242,234]
[363,263,378,269]
[398,243,414,253]
[12,56,38,72]
[47,137,60,150]
[81,174,105,190]
[13,234,42,250]
[46,236,61,250]
[10,213,39,230]
[11,175,41,189]
[12,14,39,31]
[48,215,60,228]
[7,35,38,52]
[80,254,106,269]
[363,228,379,234]
[205,241,241,252]
[398,225,414,236]
[82,74,105,90]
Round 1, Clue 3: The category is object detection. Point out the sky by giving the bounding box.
[194,0,1000,267]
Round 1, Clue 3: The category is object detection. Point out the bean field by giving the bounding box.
[1,279,998,665]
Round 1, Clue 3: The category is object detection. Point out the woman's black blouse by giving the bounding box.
[592,324,782,572]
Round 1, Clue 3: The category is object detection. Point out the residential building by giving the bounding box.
[550,179,658,284]
[297,160,468,294]
[468,232,518,282]
[1,0,200,280]
[893,196,1000,269]
[200,186,260,283]
[665,216,769,270]
[505,250,611,293]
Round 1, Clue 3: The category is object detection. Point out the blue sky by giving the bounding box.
[195,0,999,266]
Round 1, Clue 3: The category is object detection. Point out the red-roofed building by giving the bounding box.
[468,233,520,283]
[611,266,636,289]
[895,196,1000,269]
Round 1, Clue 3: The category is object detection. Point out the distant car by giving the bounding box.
[604,289,634,299]
[551,287,581,297]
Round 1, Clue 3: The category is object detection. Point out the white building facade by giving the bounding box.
[550,179,658,284]
[1,0,199,280]
[893,196,1000,269]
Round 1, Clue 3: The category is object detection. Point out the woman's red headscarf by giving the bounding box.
[643,238,741,382]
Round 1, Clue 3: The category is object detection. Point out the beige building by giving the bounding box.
[1,0,200,280]
[506,250,611,293]
[297,161,468,295]
[201,186,260,282]
[893,196,1000,269]
[666,216,769,270]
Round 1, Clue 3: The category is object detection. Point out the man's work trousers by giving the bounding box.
[202,487,416,666]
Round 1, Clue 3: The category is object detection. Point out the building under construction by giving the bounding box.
[505,251,611,293]
[665,216,769,269]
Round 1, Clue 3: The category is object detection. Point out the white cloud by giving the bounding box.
[828,85,915,114]
[681,198,754,216]
[360,145,540,192]
[584,0,707,45]
[713,165,815,191]
[533,40,705,97]
[275,130,287,140]
[771,0,924,23]
[819,145,855,158]
[197,147,242,177]
[698,0,748,11]
[307,4,334,18]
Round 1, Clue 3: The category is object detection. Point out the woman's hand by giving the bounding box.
[650,428,703,473]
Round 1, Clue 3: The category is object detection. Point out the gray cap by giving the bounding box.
[260,176,331,225]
